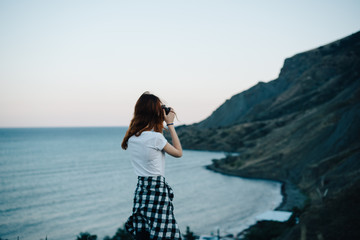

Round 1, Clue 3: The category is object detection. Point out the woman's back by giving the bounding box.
[128,131,167,177]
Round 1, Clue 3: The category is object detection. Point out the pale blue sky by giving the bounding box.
[1,0,359,127]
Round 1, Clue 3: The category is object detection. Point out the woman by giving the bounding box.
[121,91,183,240]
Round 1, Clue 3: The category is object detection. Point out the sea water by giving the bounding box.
[0,127,282,240]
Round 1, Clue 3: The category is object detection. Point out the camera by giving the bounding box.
[161,105,171,115]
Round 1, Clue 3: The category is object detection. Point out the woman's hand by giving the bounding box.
[164,108,175,124]
[163,108,182,158]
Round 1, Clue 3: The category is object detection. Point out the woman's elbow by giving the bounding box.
[174,150,183,158]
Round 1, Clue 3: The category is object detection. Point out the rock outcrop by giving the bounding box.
[174,31,360,239]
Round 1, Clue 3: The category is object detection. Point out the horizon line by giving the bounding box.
[0,125,128,129]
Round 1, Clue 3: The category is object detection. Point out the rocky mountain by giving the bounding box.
[175,31,360,239]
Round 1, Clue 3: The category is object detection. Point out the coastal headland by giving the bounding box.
[172,31,360,239]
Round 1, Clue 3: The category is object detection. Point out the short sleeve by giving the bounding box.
[154,133,168,151]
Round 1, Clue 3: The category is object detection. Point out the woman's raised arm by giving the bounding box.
[163,109,182,158]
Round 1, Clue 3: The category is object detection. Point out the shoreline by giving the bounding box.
[205,164,307,212]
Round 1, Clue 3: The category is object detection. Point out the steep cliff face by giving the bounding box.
[175,31,360,239]
[195,31,360,128]
[196,80,288,128]
[178,31,360,156]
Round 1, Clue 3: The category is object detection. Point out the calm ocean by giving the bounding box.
[0,127,282,240]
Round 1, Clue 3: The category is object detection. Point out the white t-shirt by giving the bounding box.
[127,131,168,177]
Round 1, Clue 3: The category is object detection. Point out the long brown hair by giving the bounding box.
[121,92,165,150]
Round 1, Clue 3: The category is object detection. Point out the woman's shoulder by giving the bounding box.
[143,131,167,143]
[129,131,165,144]
[142,131,164,138]
[131,131,164,139]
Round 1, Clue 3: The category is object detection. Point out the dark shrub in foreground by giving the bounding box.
[77,232,97,240]
[103,225,132,240]
[241,220,290,240]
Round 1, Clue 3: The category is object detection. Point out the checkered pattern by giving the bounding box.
[125,176,182,239]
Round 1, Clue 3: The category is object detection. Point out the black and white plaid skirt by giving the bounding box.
[125,176,182,239]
